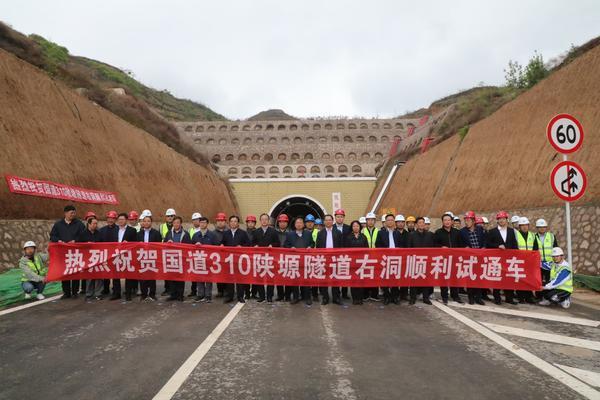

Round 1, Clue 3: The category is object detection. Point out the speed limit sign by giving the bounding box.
[546,113,584,153]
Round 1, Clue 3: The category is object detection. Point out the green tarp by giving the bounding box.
[0,268,62,308]
[574,274,600,292]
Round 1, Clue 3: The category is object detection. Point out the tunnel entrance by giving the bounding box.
[269,195,325,223]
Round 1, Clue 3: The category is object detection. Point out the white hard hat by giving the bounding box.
[518,217,530,225]
[365,212,376,220]
[551,247,564,257]
[191,212,202,220]
[395,214,405,222]
[482,217,489,224]
[444,211,454,218]
[535,218,548,228]
[23,241,36,249]
[141,209,152,219]
[358,216,367,223]
[381,215,386,222]
[510,215,520,223]
[165,208,176,216]
[424,217,431,224]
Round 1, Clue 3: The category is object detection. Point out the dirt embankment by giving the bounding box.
[369,43,600,217]
[0,49,237,219]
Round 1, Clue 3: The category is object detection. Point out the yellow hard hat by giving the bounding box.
[406,216,416,222]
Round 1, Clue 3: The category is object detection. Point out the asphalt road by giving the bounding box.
[1,284,599,400]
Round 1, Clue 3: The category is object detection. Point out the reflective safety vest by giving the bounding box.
[189,227,198,238]
[550,261,573,293]
[21,254,47,282]
[160,223,170,239]
[537,232,555,262]
[362,227,379,248]
[516,230,536,250]
[312,229,319,247]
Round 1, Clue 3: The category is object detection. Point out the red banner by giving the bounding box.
[47,243,541,290]
[5,175,119,205]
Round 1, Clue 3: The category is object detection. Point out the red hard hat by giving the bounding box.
[475,216,484,224]
[84,211,96,220]
[464,211,476,219]
[277,214,289,222]
[496,211,509,220]
[106,210,118,219]
[334,209,346,216]
[128,210,139,221]
[215,212,227,221]
[245,215,257,222]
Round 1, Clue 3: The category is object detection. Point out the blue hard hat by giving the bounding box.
[315,218,323,225]
[305,214,315,222]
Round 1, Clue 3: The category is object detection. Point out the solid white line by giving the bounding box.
[0,295,62,316]
[432,302,600,399]
[556,364,600,388]
[152,302,245,400]
[481,322,600,352]
[447,302,600,327]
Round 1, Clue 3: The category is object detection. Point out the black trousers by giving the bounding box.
[112,279,121,296]
[365,287,379,299]
[493,289,515,302]
[350,287,364,301]
[267,285,284,300]
[440,287,460,301]
[80,280,86,293]
[170,281,185,300]
[285,286,306,301]
[254,285,266,300]
[61,280,79,296]
[311,286,319,299]
[319,286,340,301]
[410,286,432,301]
[125,279,138,298]
[382,287,400,300]
[398,287,408,300]
[467,288,482,302]
[225,283,249,301]
[163,280,171,294]
[190,281,197,295]
[140,280,156,298]
[102,279,110,294]
[341,287,349,298]
[217,282,225,295]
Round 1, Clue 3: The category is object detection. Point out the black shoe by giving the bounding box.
[305,298,312,305]
[423,299,432,305]
[256,297,265,303]
[468,299,475,305]
[71,293,78,299]
[312,295,319,301]
[525,298,536,304]
[276,296,284,302]
[383,298,390,305]
[110,295,121,301]
[342,295,350,300]
[475,299,485,306]
[125,295,132,301]
[442,298,448,305]
[187,293,197,298]
[166,296,177,301]
[321,298,329,305]
[452,297,464,304]
[224,298,234,304]
[494,299,502,305]
[506,300,519,305]
[60,294,72,299]
[482,295,493,301]
[290,298,300,304]
[160,291,169,297]
[392,298,400,305]
[238,298,246,303]
[409,299,416,305]
[332,298,342,305]
[267,297,273,303]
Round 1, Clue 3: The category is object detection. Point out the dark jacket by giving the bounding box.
[334,223,351,238]
[221,228,251,247]
[459,226,487,249]
[252,226,280,247]
[76,228,101,243]
[376,227,406,248]
[116,225,138,242]
[284,230,314,248]
[407,229,435,248]
[192,230,218,245]
[315,227,343,248]
[433,227,464,248]
[486,226,518,249]
[50,218,85,243]
[99,224,119,242]
[344,232,369,248]
[212,228,226,245]
[163,228,192,244]
[275,228,289,247]
[136,228,162,243]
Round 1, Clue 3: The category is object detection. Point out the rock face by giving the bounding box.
[0,48,237,220]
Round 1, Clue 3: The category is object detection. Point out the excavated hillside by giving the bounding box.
[368,42,600,216]
[0,48,237,219]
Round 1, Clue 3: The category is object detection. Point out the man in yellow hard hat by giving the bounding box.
[406,216,416,232]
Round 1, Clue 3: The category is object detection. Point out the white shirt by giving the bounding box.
[336,224,344,234]
[388,230,395,248]
[498,226,507,243]
[118,226,127,242]
[143,228,150,243]
[326,228,334,248]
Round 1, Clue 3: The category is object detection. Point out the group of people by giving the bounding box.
[19,204,573,309]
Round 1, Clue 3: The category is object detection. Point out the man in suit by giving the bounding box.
[459,211,487,305]
[252,213,280,302]
[433,213,465,304]
[407,217,435,305]
[486,211,519,305]
[136,214,162,301]
[221,215,251,303]
[284,217,314,304]
[376,214,406,305]
[163,216,192,301]
[315,214,344,305]
[333,209,351,299]
[112,213,138,301]
[98,210,118,295]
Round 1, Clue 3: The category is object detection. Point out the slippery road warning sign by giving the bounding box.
[550,160,587,202]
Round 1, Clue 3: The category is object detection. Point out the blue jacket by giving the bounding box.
[460,226,486,249]
[192,230,218,245]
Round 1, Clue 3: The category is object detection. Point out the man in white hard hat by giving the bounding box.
[187,212,203,298]
[159,208,177,296]
[538,247,572,308]
[515,217,538,304]
[19,241,48,300]
[359,216,367,230]
[423,217,431,232]
[535,218,558,300]
[394,214,410,302]
[510,215,520,230]
[482,216,490,231]
[362,212,380,301]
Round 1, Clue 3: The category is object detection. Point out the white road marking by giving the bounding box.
[152,302,245,400]
[556,364,600,388]
[0,295,62,316]
[481,322,600,352]
[432,302,600,400]
[447,302,600,327]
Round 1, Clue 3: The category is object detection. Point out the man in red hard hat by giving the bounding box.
[460,211,486,305]
[128,210,140,232]
[245,214,258,299]
[213,212,228,298]
[84,211,97,221]
[98,210,119,296]
[485,211,519,305]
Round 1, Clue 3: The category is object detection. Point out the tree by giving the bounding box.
[504,51,548,89]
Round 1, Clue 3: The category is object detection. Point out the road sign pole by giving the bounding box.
[562,154,573,267]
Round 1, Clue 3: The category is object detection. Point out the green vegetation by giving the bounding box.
[457,125,469,141]
[504,51,549,89]
[29,34,69,74]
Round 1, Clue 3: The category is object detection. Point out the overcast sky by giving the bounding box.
[4,1,600,120]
